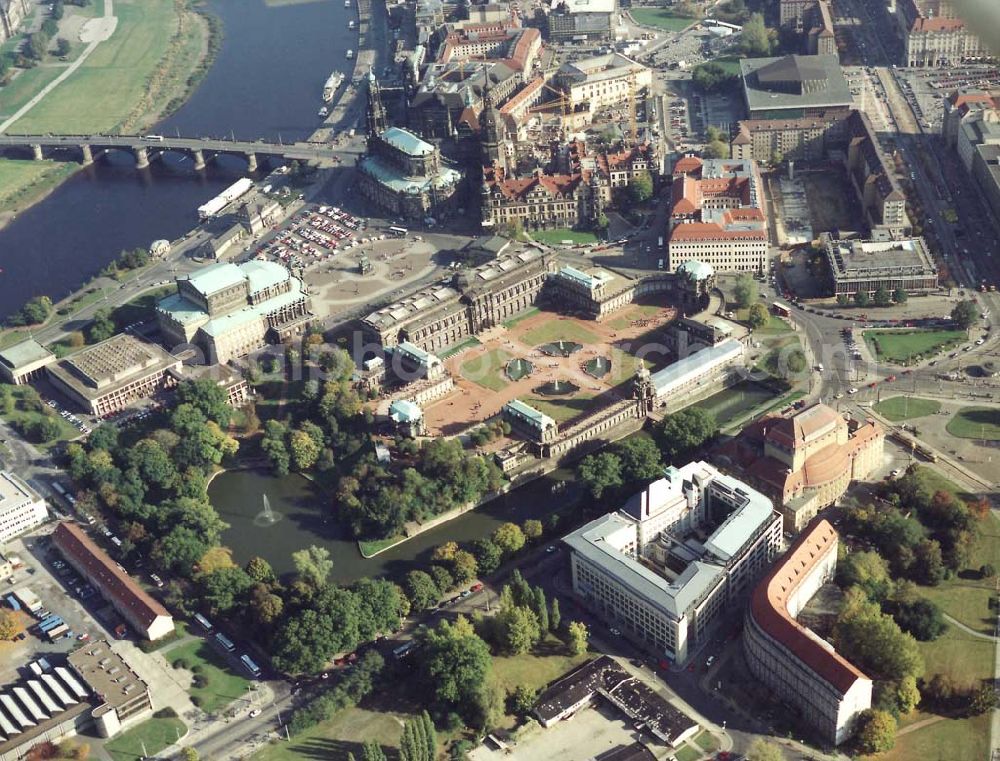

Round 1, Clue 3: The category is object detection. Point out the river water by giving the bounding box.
[210,468,579,584]
[0,0,356,317]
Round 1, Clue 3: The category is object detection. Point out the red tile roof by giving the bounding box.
[669,223,767,241]
[673,156,703,175]
[750,519,869,694]
[53,522,170,633]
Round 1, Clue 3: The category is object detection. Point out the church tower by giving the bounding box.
[479,68,507,171]
[366,69,388,141]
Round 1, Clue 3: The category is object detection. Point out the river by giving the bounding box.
[0,0,357,318]
[210,468,580,585]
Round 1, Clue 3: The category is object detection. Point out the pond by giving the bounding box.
[210,467,579,584]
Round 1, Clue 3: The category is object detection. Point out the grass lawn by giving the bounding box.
[674,746,702,761]
[13,0,180,134]
[609,345,651,385]
[0,67,64,118]
[735,308,791,335]
[0,160,61,206]
[439,336,482,359]
[711,55,743,75]
[166,639,252,714]
[519,319,600,347]
[0,384,80,449]
[876,714,990,761]
[252,706,405,761]
[918,622,995,685]
[503,307,540,329]
[104,717,186,761]
[694,730,718,753]
[693,381,777,425]
[460,347,512,392]
[526,394,597,424]
[946,406,1000,441]
[358,535,404,557]
[873,396,942,421]
[630,7,698,31]
[863,329,965,365]
[911,466,971,501]
[530,228,600,246]
[918,512,1000,636]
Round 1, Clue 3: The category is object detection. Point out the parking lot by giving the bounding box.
[896,64,1000,134]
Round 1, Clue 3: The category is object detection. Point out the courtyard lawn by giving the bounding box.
[439,336,481,359]
[608,345,651,385]
[873,396,942,421]
[459,347,512,392]
[526,394,597,424]
[693,381,777,425]
[104,717,186,761]
[252,706,406,761]
[530,228,600,246]
[606,304,665,331]
[694,730,718,753]
[946,406,1000,441]
[710,55,743,76]
[166,639,251,714]
[674,746,702,761]
[862,329,965,365]
[503,307,540,329]
[629,7,698,31]
[519,319,600,347]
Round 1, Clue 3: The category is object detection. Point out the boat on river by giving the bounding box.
[346,49,354,59]
[318,106,329,118]
[322,71,344,102]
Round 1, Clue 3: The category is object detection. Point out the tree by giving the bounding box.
[55,37,70,57]
[420,711,437,761]
[549,597,561,631]
[612,436,663,486]
[473,538,503,574]
[981,564,996,579]
[177,379,231,426]
[87,308,115,343]
[691,62,733,92]
[745,738,784,761]
[834,588,924,681]
[198,546,235,574]
[418,616,493,724]
[404,570,440,610]
[626,171,653,206]
[577,452,622,500]
[522,519,543,542]
[968,684,999,715]
[733,274,757,309]
[739,13,775,56]
[291,545,333,587]
[245,556,276,585]
[28,417,61,443]
[655,407,717,462]
[183,749,199,761]
[854,290,871,307]
[198,566,253,614]
[430,565,454,594]
[951,299,979,330]
[893,287,908,304]
[705,139,729,159]
[362,741,387,761]
[889,597,945,641]
[497,603,541,654]
[838,551,891,601]
[450,550,478,584]
[874,286,892,307]
[896,674,920,714]
[0,609,17,640]
[509,684,536,715]
[855,709,897,754]
[288,429,321,471]
[836,293,850,307]
[492,522,525,555]
[913,539,946,585]
[747,302,769,330]
[566,620,588,655]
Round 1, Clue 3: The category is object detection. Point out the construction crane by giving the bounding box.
[527,80,572,117]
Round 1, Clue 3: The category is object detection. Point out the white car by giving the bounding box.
[248,708,262,718]
[847,387,858,394]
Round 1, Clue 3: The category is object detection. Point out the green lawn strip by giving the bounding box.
[917,512,1000,636]
[873,396,942,421]
[251,706,406,761]
[693,730,718,752]
[530,228,600,246]
[524,394,597,424]
[693,381,778,425]
[439,336,482,359]
[460,347,512,392]
[14,0,179,133]
[358,535,405,557]
[502,307,540,329]
[0,159,61,206]
[674,745,702,761]
[735,308,792,335]
[110,285,175,328]
[875,714,989,761]
[608,345,650,386]
[520,319,600,347]
[946,406,1000,440]
[711,55,743,75]
[0,330,32,351]
[911,466,971,501]
[629,8,698,31]
[166,639,252,714]
[104,717,187,761]
[862,329,965,365]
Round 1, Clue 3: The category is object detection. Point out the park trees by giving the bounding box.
[197,566,253,615]
[626,171,654,206]
[577,451,623,500]
[292,545,333,587]
[404,570,440,611]
[874,286,892,307]
[855,290,871,308]
[733,273,758,308]
[705,139,729,159]
[747,302,769,330]
[655,407,717,462]
[473,539,503,574]
[855,709,897,754]
[951,299,979,330]
[692,62,733,92]
[833,588,923,682]
[566,620,588,655]
[7,296,52,326]
[176,379,231,426]
[492,522,526,555]
[417,616,493,725]
[838,551,892,601]
[739,13,775,56]
[87,308,116,343]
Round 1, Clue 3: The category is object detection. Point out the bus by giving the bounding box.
[771,301,791,318]
[388,226,408,237]
[392,641,418,660]
[46,623,69,641]
[193,613,213,632]
[240,654,262,677]
[215,632,235,652]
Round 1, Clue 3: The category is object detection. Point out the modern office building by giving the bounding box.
[717,403,884,532]
[156,260,311,365]
[740,55,852,120]
[745,519,872,744]
[547,0,617,42]
[895,0,986,67]
[46,334,182,417]
[666,156,768,273]
[0,472,47,543]
[947,97,1000,226]
[565,461,783,664]
[821,233,938,297]
[52,522,175,641]
[0,340,56,386]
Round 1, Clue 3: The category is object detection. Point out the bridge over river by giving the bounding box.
[0,133,345,171]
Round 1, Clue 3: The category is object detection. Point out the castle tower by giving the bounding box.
[366,68,388,141]
[634,365,655,415]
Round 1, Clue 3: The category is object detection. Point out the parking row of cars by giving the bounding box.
[45,398,91,436]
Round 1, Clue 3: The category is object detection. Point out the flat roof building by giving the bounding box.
[52,522,174,641]
[547,0,617,42]
[744,519,871,744]
[740,55,852,120]
[0,340,55,386]
[46,334,182,417]
[67,641,153,738]
[0,471,47,544]
[642,339,746,411]
[821,233,938,296]
[565,461,782,664]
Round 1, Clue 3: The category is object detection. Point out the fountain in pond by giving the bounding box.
[506,358,534,381]
[533,379,580,396]
[584,356,611,378]
[538,341,583,357]
[254,493,283,527]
